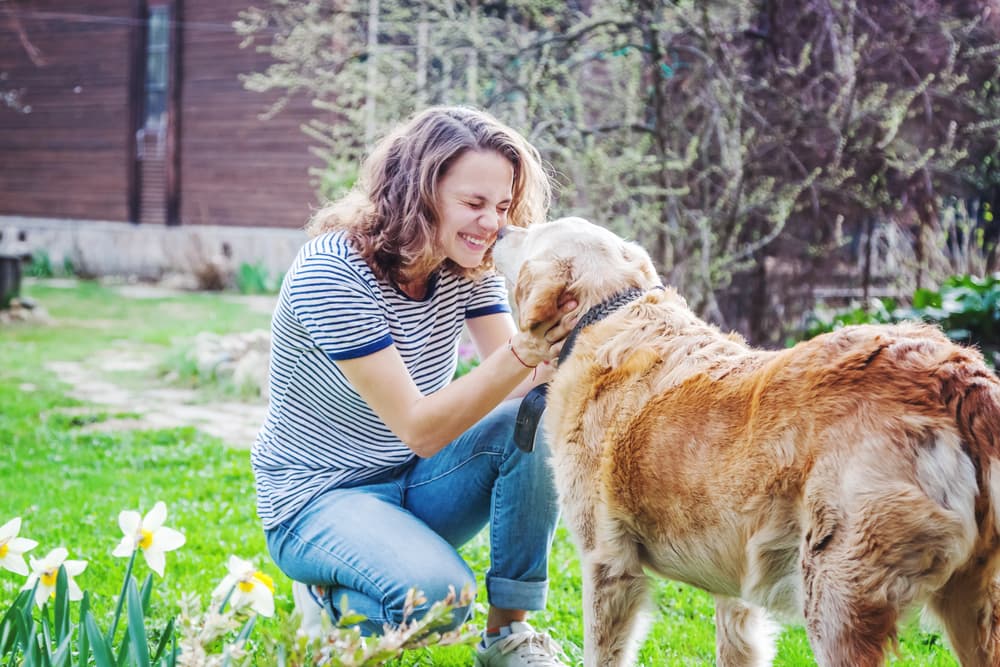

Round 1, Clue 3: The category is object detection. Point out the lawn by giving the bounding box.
[1,280,959,665]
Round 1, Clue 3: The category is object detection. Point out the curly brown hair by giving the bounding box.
[305,106,551,286]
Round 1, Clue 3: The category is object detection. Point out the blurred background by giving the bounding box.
[1,0,999,346]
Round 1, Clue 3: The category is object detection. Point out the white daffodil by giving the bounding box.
[112,501,186,577]
[211,555,275,617]
[0,517,38,576]
[22,547,87,607]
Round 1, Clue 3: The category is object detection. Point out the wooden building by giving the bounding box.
[0,1,323,232]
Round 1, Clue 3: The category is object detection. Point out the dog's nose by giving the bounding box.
[496,225,509,240]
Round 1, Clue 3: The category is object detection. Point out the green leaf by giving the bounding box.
[126,577,152,667]
[912,287,941,309]
[108,551,137,644]
[54,565,71,645]
[140,574,155,616]
[339,611,368,627]
[115,629,131,667]
[26,620,42,667]
[15,601,35,654]
[150,618,174,665]
[39,611,53,661]
[235,614,256,643]
[51,634,74,667]
[77,593,91,667]
[83,612,115,667]
[1,589,33,658]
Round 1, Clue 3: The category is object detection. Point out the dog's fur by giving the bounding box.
[494,217,1000,667]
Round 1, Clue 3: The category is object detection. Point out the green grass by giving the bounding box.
[1,280,959,665]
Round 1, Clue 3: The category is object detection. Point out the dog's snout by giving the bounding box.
[497,225,509,240]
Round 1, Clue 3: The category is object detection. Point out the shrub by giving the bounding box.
[235,262,273,295]
[801,274,1000,366]
[24,251,54,279]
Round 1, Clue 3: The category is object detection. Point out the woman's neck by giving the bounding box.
[396,278,428,300]
[396,259,441,299]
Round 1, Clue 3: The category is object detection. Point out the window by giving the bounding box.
[143,6,170,131]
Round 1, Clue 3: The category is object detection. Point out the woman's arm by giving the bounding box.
[465,312,554,399]
[336,304,575,458]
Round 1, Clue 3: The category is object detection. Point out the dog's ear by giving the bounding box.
[620,240,660,285]
[514,258,572,331]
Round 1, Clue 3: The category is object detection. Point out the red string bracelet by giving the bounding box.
[507,337,537,369]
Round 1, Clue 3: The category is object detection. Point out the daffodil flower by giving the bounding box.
[22,548,87,607]
[112,501,185,576]
[211,555,275,617]
[0,517,38,576]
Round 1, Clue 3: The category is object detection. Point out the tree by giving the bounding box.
[235,0,1000,344]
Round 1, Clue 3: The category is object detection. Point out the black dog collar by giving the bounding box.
[514,286,657,452]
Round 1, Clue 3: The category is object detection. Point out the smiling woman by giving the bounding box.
[252,106,579,667]
[433,149,514,276]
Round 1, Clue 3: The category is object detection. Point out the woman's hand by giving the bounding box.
[509,298,579,368]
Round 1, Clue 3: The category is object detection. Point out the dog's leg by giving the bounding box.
[801,530,900,667]
[714,596,778,667]
[582,556,650,667]
[928,566,1000,667]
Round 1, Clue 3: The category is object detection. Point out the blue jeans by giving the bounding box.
[264,400,560,635]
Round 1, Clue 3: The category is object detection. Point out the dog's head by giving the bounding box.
[493,217,660,331]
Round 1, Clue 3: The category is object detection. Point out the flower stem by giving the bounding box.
[107,549,137,642]
[218,584,236,614]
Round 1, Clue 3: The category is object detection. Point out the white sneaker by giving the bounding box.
[474,621,569,667]
[292,581,326,639]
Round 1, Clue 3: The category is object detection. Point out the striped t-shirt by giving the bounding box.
[251,231,511,529]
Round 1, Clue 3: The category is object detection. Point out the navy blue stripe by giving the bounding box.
[325,335,394,360]
[467,303,511,318]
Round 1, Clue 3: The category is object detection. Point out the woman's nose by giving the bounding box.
[479,211,501,231]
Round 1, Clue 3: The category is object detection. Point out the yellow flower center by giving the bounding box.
[0,543,8,558]
[237,571,274,593]
[253,571,274,593]
[138,529,154,550]
[41,569,58,587]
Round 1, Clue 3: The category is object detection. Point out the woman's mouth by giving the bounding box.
[459,232,491,249]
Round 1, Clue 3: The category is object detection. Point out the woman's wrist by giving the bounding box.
[507,336,538,369]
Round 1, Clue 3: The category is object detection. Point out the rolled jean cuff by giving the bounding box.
[486,576,549,611]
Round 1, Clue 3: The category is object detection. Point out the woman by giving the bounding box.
[251,106,576,667]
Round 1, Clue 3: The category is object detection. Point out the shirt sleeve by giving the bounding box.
[466,272,512,319]
[287,253,393,360]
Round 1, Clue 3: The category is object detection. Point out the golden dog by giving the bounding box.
[493,217,1000,667]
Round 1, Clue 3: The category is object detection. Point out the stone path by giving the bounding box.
[47,354,266,448]
[40,286,273,449]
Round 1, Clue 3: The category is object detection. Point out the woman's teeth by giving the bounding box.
[460,233,488,248]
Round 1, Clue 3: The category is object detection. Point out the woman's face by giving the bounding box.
[435,149,514,269]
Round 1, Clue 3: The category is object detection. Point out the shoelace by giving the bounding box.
[492,631,566,666]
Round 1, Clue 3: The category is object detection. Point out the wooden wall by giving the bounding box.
[0,2,133,222]
[0,1,325,229]
[179,2,322,229]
